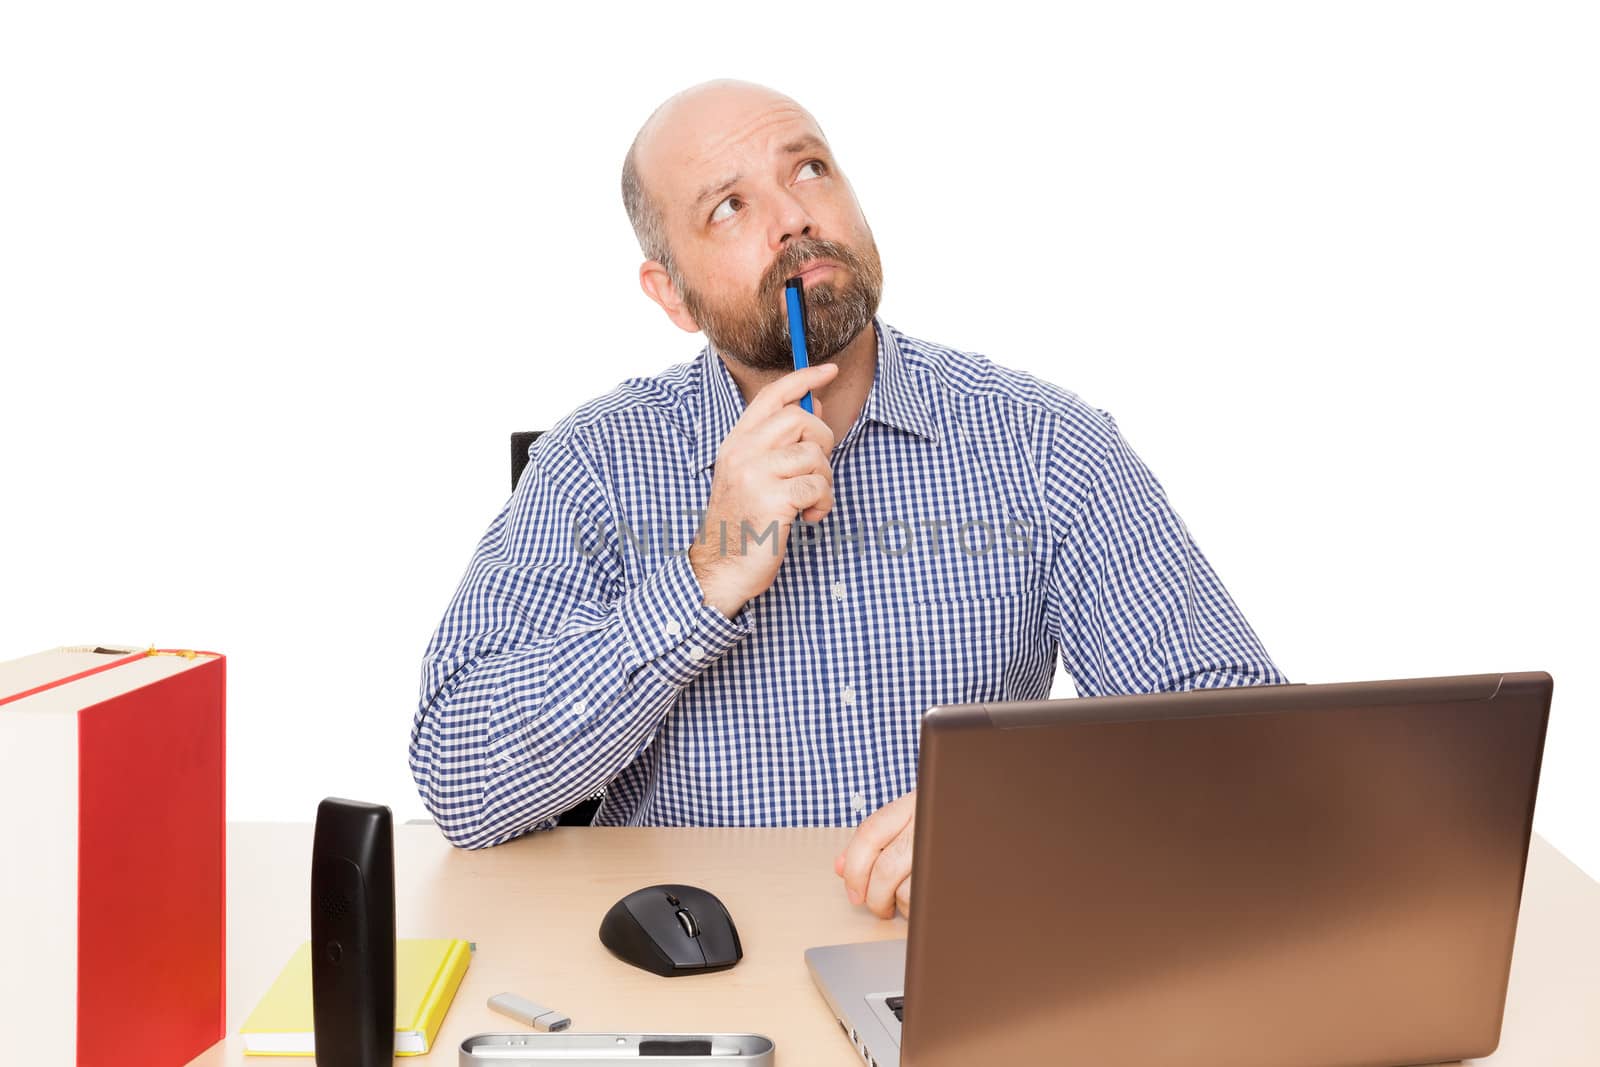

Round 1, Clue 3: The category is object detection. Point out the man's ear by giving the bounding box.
[639,261,701,334]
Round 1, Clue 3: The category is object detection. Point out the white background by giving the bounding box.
[3,2,1596,877]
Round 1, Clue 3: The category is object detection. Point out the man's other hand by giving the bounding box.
[690,362,839,617]
[835,788,915,919]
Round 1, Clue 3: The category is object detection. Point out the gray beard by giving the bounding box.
[677,236,884,372]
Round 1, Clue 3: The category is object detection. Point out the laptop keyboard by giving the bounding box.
[885,995,905,1022]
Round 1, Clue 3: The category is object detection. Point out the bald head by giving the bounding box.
[621,79,823,272]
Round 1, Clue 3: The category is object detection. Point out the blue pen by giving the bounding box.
[784,277,814,413]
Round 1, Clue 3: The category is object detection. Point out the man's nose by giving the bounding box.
[772,188,818,250]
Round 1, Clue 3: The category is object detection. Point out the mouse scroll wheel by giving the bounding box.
[674,908,700,938]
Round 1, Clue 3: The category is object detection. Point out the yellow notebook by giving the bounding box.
[240,938,473,1056]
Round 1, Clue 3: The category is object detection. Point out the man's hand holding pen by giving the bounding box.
[689,361,839,619]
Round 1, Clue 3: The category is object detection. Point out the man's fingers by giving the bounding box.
[754,441,834,521]
[800,501,833,524]
[748,361,839,419]
[840,821,893,903]
[767,440,831,480]
[864,830,912,919]
[895,877,912,918]
[840,795,915,903]
[781,474,832,516]
[748,406,836,455]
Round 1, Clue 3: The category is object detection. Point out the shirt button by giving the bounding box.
[663,620,682,637]
[572,699,587,717]
[687,644,706,662]
[842,686,856,706]
[832,581,847,601]
[850,792,867,814]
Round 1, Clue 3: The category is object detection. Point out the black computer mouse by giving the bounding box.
[599,883,743,977]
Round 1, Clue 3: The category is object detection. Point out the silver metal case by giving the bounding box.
[459,1032,775,1065]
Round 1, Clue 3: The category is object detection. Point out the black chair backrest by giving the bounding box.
[511,430,543,491]
[506,429,603,827]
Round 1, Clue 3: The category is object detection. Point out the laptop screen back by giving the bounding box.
[900,672,1551,1067]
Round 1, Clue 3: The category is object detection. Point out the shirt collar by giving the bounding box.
[691,316,938,473]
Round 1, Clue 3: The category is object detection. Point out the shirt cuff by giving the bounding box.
[619,552,751,687]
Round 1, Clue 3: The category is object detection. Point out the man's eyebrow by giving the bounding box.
[689,135,830,213]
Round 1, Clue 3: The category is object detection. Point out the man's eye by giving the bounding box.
[708,161,827,224]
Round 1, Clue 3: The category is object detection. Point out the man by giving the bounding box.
[409,79,1288,921]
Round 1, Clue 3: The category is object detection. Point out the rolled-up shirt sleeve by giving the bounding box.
[409,429,749,849]
[1046,411,1289,696]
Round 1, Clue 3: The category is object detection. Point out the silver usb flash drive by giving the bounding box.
[488,991,572,1032]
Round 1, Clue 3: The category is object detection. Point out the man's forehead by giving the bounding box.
[639,88,825,213]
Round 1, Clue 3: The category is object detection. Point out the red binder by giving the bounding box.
[0,646,226,1066]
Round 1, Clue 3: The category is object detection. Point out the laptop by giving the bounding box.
[806,672,1552,1067]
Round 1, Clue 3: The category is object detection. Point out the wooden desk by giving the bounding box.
[185,825,1599,1066]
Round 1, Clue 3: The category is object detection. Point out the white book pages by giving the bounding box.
[0,645,142,699]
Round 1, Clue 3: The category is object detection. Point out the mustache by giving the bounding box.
[763,239,858,296]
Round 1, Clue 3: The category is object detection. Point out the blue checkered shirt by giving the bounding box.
[410,317,1288,848]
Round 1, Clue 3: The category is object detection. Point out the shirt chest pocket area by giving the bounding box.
[905,584,1047,707]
